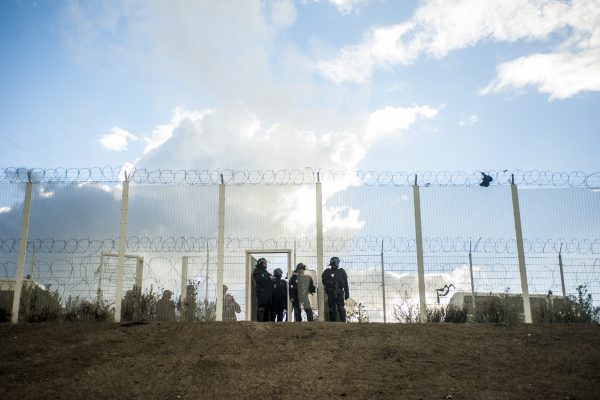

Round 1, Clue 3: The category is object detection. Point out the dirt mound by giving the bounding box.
[1,322,599,399]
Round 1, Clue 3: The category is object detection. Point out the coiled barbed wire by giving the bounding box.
[1,167,599,187]
[1,236,598,255]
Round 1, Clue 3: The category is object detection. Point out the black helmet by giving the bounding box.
[256,258,267,268]
[273,268,283,278]
[295,263,306,272]
[328,257,340,266]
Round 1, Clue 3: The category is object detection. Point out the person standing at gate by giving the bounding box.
[321,257,349,322]
[289,263,315,322]
[271,268,287,322]
[222,285,241,321]
[252,257,274,322]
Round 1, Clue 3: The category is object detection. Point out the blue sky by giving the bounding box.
[1,0,599,172]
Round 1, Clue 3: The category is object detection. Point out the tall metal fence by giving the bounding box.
[1,168,599,323]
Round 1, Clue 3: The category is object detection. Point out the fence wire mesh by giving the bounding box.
[0,169,599,323]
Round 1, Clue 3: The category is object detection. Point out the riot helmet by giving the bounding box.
[328,257,340,268]
[256,258,267,268]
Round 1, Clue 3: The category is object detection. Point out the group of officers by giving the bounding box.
[251,256,350,322]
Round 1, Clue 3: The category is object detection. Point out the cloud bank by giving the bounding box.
[317,0,600,99]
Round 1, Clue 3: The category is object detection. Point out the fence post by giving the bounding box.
[289,241,295,322]
[469,242,476,312]
[413,175,427,323]
[133,256,143,320]
[30,245,36,281]
[216,174,225,321]
[558,243,566,300]
[380,240,387,323]
[11,173,33,324]
[510,175,532,324]
[181,256,188,318]
[316,172,325,321]
[205,242,210,301]
[97,253,105,303]
[113,173,130,323]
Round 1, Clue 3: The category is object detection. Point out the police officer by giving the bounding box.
[252,257,273,322]
[271,268,287,322]
[321,256,349,322]
[289,263,315,322]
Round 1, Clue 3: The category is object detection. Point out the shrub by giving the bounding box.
[348,302,370,323]
[197,298,216,321]
[64,293,111,322]
[444,304,468,323]
[392,300,465,323]
[392,301,420,323]
[473,290,521,325]
[19,285,62,323]
[122,285,161,321]
[567,285,600,323]
[426,306,445,323]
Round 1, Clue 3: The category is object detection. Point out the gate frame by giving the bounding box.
[245,249,292,322]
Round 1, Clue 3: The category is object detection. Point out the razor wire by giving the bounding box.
[1,236,599,254]
[2,167,599,187]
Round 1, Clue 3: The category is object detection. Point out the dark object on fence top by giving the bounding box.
[479,172,493,187]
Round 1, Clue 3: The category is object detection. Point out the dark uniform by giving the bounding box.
[252,258,273,322]
[321,257,349,322]
[289,263,315,322]
[271,268,287,322]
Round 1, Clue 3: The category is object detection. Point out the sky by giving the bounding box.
[1,0,599,173]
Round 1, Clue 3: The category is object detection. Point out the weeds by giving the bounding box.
[19,285,62,322]
[64,292,111,322]
[347,302,370,323]
[534,285,600,323]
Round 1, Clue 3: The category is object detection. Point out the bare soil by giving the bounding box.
[1,322,599,400]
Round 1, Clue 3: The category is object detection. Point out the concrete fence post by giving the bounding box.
[469,243,476,312]
[380,240,387,323]
[181,256,188,318]
[413,175,427,323]
[558,243,566,300]
[114,173,130,323]
[216,174,225,321]
[11,173,33,324]
[511,175,532,324]
[316,172,325,321]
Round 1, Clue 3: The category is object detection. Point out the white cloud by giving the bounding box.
[458,114,479,127]
[99,127,138,152]
[317,22,416,84]
[133,102,436,234]
[317,0,600,99]
[328,0,371,15]
[269,0,297,29]
[64,1,439,237]
[480,51,600,100]
[0,206,11,214]
[366,105,438,143]
[38,187,54,199]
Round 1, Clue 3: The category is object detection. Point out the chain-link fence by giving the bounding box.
[1,168,599,323]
